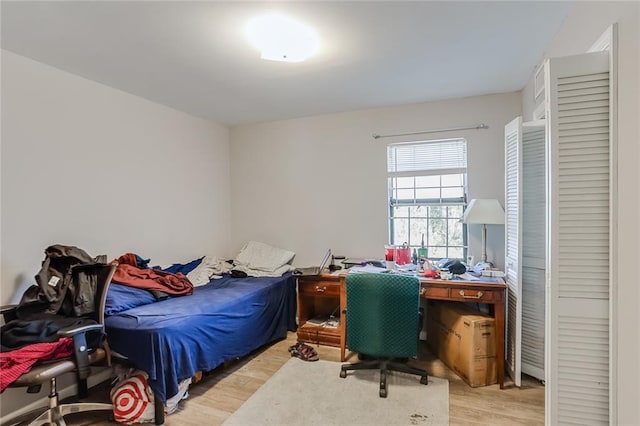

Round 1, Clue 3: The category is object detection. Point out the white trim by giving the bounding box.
[588,25,614,53]
[532,102,545,121]
[388,168,466,179]
[534,64,545,101]
[523,119,545,129]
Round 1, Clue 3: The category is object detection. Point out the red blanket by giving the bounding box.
[111,254,193,296]
[0,337,74,393]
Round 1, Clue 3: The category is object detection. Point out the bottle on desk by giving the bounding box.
[418,234,428,259]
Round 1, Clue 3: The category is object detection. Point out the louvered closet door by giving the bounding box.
[504,116,522,387]
[545,51,610,426]
[521,121,546,382]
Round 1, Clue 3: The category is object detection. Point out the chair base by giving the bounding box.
[340,358,428,398]
[28,402,113,426]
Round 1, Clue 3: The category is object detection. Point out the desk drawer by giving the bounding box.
[299,281,340,296]
[421,287,450,298]
[298,325,341,347]
[448,288,500,302]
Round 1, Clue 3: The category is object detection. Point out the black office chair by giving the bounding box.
[339,273,428,397]
[1,263,116,426]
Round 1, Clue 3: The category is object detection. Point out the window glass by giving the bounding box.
[442,187,464,199]
[430,206,446,218]
[415,175,440,187]
[416,188,440,199]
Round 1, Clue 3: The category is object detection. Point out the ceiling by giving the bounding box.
[1,1,570,126]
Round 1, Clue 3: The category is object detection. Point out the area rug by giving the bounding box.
[223,358,449,425]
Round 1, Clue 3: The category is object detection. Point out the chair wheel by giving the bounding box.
[340,370,347,378]
[379,388,387,398]
[420,376,428,385]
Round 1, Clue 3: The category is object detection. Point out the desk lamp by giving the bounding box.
[462,199,505,270]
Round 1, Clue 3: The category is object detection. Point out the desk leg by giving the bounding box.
[495,298,505,389]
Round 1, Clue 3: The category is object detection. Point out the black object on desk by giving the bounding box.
[341,258,386,269]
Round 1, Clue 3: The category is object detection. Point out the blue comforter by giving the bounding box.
[104,273,297,403]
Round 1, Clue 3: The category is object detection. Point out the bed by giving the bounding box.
[103,271,297,406]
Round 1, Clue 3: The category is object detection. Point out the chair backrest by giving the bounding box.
[345,273,420,358]
[73,263,118,374]
[95,263,117,325]
[71,262,117,325]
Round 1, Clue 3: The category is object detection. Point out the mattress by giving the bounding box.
[104,273,297,403]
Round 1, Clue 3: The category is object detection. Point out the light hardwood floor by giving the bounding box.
[53,332,543,425]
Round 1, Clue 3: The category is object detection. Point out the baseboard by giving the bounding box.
[0,367,114,425]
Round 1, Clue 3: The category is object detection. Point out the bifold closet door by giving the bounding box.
[545,51,611,425]
[521,121,546,382]
[504,116,522,387]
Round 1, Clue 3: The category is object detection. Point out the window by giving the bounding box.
[387,138,467,260]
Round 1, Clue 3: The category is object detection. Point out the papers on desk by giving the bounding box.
[348,264,389,274]
[457,272,481,281]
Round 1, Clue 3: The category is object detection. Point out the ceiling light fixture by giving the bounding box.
[245,13,320,63]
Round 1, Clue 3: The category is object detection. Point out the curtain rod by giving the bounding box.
[372,123,489,140]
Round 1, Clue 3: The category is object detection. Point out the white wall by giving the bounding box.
[230,92,521,270]
[0,50,232,303]
[520,2,639,424]
[0,50,232,418]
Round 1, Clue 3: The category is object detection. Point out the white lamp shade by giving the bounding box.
[462,199,505,225]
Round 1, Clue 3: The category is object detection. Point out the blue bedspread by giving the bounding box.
[104,273,297,403]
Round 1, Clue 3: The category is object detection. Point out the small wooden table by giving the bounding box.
[297,272,507,389]
[296,271,345,349]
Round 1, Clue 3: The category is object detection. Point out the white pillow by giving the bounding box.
[235,241,295,272]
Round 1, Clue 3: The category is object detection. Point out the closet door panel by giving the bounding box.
[521,265,545,380]
[504,116,522,387]
[546,51,610,426]
[521,122,546,381]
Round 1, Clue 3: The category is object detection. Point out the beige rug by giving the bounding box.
[224,358,449,426]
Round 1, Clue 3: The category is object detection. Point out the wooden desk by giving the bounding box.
[297,273,507,389]
[417,277,507,389]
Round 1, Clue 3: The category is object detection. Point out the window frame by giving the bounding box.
[387,138,469,261]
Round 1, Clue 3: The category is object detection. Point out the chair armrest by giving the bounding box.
[56,323,104,338]
[57,323,105,382]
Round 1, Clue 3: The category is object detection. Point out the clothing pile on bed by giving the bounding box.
[112,253,193,296]
[185,241,295,286]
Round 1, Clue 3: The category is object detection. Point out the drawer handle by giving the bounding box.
[315,286,326,293]
[459,290,484,299]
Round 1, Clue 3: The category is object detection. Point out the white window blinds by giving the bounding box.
[387,139,467,176]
